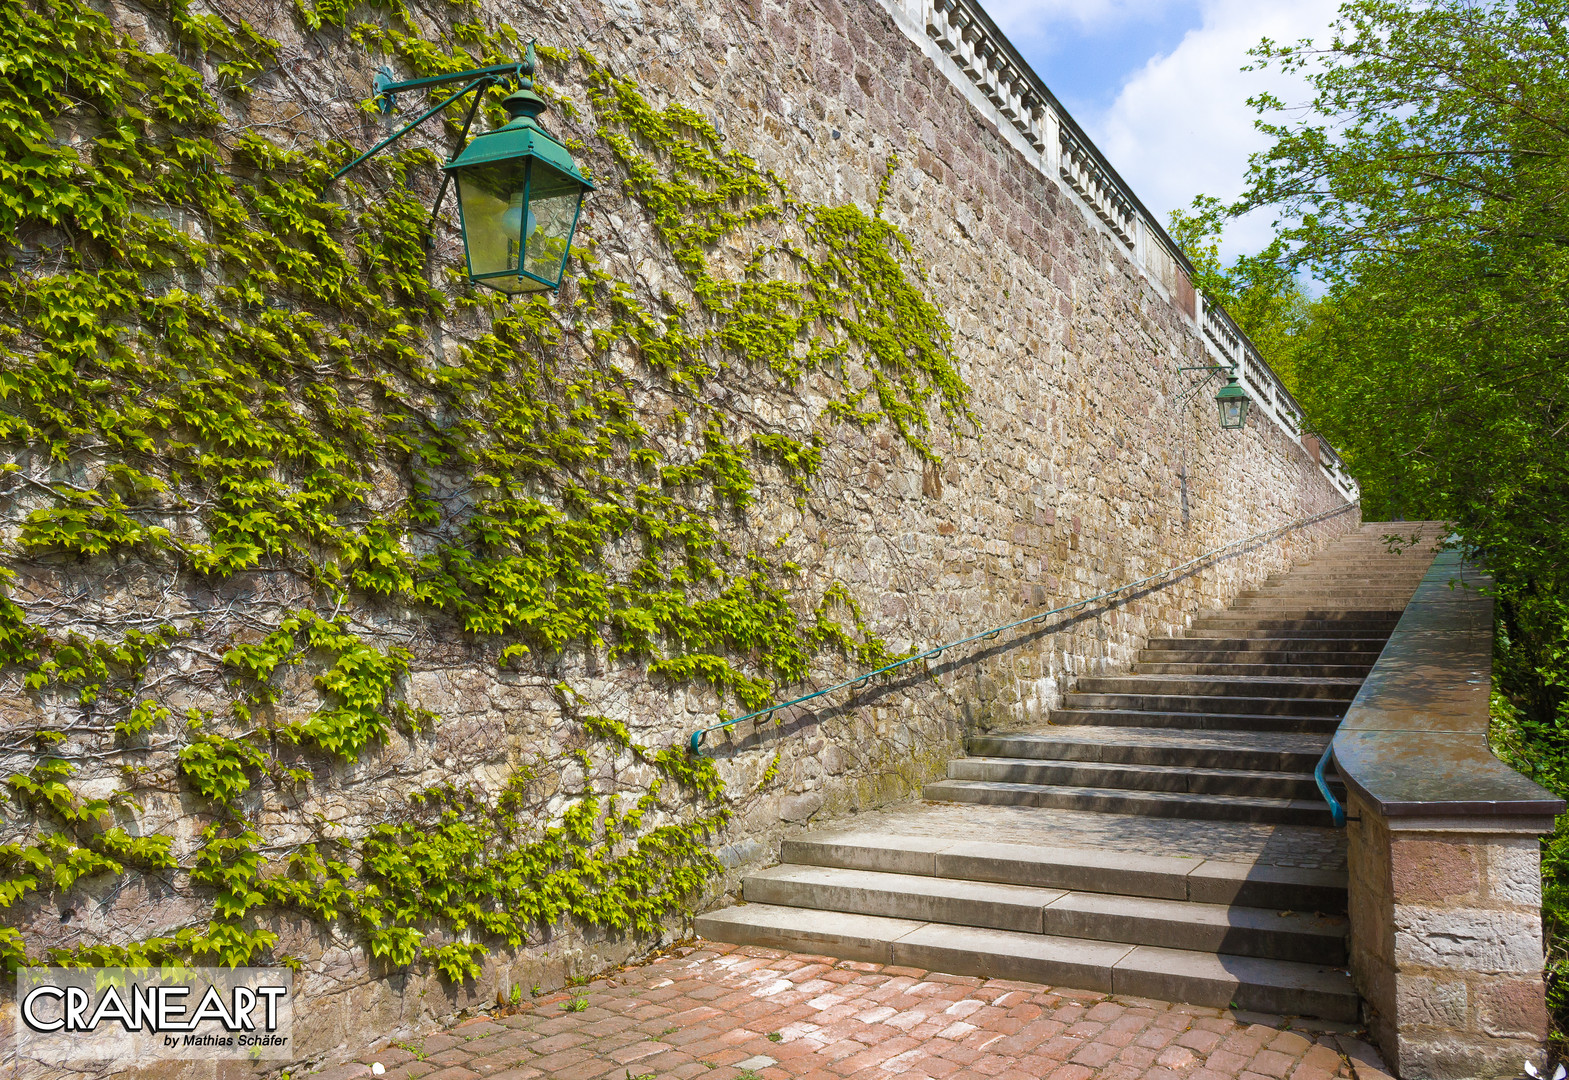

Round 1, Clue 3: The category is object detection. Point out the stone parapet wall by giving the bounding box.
[0,0,1354,1072]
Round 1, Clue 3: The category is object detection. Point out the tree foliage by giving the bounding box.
[1237,0,1569,1036]
[1167,197,1317,394]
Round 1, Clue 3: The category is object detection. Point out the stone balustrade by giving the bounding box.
[1333,550,1562,1078]
[1057,124,1136,246]
[923,0,1048,152]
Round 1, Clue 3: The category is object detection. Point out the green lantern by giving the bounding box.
[444,83,594,294]
[1215,371,1252,430]
[333,43,595,294]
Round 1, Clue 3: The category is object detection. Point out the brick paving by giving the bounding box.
[315,942,1389,1080]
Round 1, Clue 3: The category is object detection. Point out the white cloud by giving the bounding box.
[1084,0,1341,259]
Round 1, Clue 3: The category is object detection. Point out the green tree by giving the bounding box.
[1237,0,1569,1036]
[1166,197,1317,394]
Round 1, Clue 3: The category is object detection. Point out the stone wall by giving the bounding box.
[0,0,1355,1073]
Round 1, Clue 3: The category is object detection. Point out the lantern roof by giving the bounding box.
[444,87,595,189]
[1215,373,1248,400]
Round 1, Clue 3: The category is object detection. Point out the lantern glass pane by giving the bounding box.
[453,160,546,294]
[522,166,585,287]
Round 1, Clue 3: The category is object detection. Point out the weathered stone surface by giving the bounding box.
[1390,840,1480,904]
[1392,907,1544,973]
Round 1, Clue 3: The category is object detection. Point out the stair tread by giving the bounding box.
[1133,665,1375,677]
[927,778,1328,810]
[695,905,1357,1016]
[959,756,1327,783]
[748,864,1348,935]
[1048,708,1341,730]
[976,728,1329,752]
[1088,674,1366,685]
[785,825,1348,887]
[1065,692,1350,706]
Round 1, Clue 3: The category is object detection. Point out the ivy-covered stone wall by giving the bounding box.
[0,0,1354,1072]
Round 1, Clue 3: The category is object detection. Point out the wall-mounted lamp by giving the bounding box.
[1214,371,1251,430]
[1177,361,1252,431]
[333,42,594,294]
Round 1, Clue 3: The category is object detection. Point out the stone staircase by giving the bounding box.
[697,522,1445,1022]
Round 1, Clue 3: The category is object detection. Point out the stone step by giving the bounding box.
[923,778,1335,827]
[1191,617,1400,633]
[946,757,1338,801]
[1229,599,1409,612]
[1263,573,1428,583]
[1145,637,1388,654]
[1049,708,1340,733]
[1252,581,1421,591]
[779,833,1348,911]
[694,906,1357,1020]
[1256,588,1417,597]
[1062,692,1348,717]
[967,730,1327,772]
[1201,607,1404,620]
[741,865,1348,964]
[1140,645,1385,662]
[1173,628,1393,641]
[1075,675,1362,700]
[1132,661,1374,678]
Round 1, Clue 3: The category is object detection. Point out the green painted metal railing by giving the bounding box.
[687,502,1359,754]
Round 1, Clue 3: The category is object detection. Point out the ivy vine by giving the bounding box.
[0,0,970,981]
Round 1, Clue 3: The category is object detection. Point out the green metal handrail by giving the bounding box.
[687,502,1359,754]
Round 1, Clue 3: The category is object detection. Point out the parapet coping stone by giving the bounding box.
[1331,549,1564,822]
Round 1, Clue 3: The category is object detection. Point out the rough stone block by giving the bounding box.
[1394,972,1468,1028]
[1394,1033,1536,1080]
[1390,839,1480,904]
[1477,977,1549,1040]
[1392,906,1544,973]
[1486,839,1545,907]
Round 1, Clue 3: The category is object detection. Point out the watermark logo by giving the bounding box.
[15,967,293,1063]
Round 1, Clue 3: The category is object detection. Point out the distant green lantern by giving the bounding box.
[444,83,594,294]
[1215,371,1251,430]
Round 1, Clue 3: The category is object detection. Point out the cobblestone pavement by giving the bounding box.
[323,942,1387,1080]
[827,804,1347,872]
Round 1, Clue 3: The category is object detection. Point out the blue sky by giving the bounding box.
[1015,1,1205,115]
[978,0,1344,261]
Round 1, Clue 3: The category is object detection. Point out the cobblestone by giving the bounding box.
[343,944,1372,1080]
[820,803,1347,871]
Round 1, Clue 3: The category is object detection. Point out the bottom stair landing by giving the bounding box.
[695,802,1355,1021]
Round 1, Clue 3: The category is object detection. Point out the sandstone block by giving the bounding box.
[1392,906,1544,972]
[1486,838,1545,907]
[1395,972,1468,1028]
[1477,977,1549,1040]
[1389,839,1480,903]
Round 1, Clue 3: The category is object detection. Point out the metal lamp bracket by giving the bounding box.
[332,45,543,247]
[373,66,398,115]
[1174,361,1233,406]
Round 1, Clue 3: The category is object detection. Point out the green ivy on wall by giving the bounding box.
[0,0,970,979]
